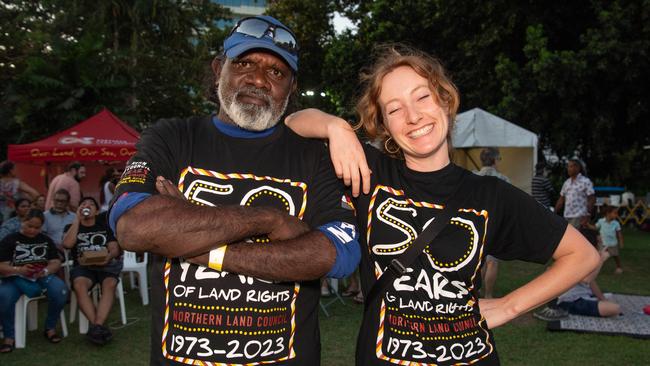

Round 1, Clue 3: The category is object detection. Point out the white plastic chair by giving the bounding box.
[121,251,149,305]
[14,294,68,348]
[70,279,127,334]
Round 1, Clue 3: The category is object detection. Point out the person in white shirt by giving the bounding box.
[99,168,121,212]
[555,159,595,228]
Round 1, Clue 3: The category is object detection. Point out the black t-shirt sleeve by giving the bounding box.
[107,228,117,242]
[100,220,117,242]
[488,179,568,264]
[44,235,60,260]
[63,224,72,234]
[305,143,355,227]
[0,235,15,262]
[362,142,384,172]
[113,119,182,198]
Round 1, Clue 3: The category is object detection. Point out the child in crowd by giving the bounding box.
[595,205,624,274]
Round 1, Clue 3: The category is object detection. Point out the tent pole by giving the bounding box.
[464,150,480,171]
[45,162,50,189]
[533,136,539,176]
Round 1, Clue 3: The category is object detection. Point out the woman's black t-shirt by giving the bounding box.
[0,232,59,266]
[353,145,567,365]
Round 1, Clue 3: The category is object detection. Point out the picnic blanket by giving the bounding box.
[548,293,650,339]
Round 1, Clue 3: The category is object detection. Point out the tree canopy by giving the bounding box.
[1,0,229,155]
[2,0,648,190]
[271,0,649,190]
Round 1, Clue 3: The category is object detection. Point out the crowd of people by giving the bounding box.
[0,161,124,353]
[0,13,633,365]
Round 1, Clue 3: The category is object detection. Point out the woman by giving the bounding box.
[286,44,598,365]
[0,161,39,223]
[0,209,68,353]
[0,198,32,241]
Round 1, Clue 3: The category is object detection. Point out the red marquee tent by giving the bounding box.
[8,108,139,163]
[7,108,140,200]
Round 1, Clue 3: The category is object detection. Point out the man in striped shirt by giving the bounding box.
[532,162,555,209]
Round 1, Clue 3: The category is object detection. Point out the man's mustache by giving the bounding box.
[236,86,272,105]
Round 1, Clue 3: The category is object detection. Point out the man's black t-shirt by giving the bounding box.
[353,145,567,366]
[113,116,354,366]
[64,220,119,267]
[0,232,59,266]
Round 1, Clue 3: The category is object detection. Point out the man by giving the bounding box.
[555,159,595,228]
[63,197,121,345]
[45,162,86,211]
[531,161,555,209]
[475,147,510,298]
[474,147,511,183]
[42,188,76,250]
[109,16,359,366]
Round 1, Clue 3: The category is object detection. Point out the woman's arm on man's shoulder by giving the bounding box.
[285,109,371,196]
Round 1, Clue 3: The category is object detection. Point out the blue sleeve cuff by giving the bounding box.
[109,192,151,234]
[317,221,361,279]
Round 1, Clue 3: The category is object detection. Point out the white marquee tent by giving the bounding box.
[452,108,538,193]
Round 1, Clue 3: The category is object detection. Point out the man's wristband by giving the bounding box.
[208,245,228,271]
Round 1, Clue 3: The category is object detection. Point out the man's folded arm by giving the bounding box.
[110,192,305,258]
[187,220,361,282]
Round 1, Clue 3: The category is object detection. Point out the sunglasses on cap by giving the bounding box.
[229,17,299,55]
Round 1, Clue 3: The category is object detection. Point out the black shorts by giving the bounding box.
[70,261,123,287]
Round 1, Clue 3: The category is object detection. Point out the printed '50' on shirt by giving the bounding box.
[111,116,355,366]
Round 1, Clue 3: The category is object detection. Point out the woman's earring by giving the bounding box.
[384,136,400,154]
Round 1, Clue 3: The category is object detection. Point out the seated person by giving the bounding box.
[557,249,620,317]
[42,189,76,251]
[0,209,68,353]
[0,198,32,241]
[62,197,122,346]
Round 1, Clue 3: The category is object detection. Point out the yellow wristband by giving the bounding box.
[208,245,227,272]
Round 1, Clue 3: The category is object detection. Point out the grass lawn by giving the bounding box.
[2,228,649,365]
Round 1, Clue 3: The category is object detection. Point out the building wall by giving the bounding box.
[213,0,267,28]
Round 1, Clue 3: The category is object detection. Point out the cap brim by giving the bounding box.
[225,40,298,72]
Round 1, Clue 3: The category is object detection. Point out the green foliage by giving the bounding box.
[1,0,648,190]
[491,1,650,190]
[266,0,340,113]
[0,0,230,158]
[326,0,649,191]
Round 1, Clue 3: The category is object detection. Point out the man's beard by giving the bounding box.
[217,74,289,131]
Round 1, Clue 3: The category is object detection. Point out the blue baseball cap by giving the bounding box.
[223,15,299,72]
